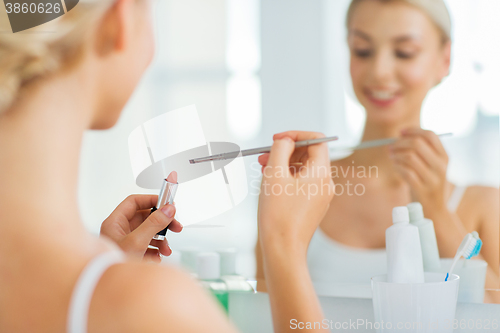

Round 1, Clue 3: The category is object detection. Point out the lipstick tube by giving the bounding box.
[151,179,178,241]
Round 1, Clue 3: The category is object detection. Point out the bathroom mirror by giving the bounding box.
[78,0,499,304]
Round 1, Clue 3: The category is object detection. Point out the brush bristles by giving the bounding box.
[464,238,482,259]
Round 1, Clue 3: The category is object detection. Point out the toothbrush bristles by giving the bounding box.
[464,237,482,259]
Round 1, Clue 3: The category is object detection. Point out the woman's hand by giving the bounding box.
[100,195,183,262]
[390,128,449,213]
[257,131,334,254]
[257,131,333,333]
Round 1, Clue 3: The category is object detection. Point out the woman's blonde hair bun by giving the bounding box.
[0,0,114,113]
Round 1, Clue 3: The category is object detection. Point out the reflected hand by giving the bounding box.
[100,195,183,262]
[257,131,334,253]
[391,128,449,212]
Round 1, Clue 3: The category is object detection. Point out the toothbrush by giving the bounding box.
[445,231,482,281]
[463,231,482,268]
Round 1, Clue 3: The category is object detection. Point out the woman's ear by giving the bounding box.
[94,0,134,57]
[437,40,452,84]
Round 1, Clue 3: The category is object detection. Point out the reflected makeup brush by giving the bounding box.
[151,171,179,241]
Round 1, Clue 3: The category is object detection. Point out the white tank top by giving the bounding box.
[67,251,125,333]
[307,186,467,286]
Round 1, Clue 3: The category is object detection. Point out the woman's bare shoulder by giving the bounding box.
[463,185,499,208]
[460,185,499,229]
[88,261,237,333]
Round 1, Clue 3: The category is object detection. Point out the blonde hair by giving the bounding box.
[346,0,451,42]
[0,0,115,113]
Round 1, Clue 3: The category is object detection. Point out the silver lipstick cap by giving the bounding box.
[152,179,179,241]
[157,179,178,208]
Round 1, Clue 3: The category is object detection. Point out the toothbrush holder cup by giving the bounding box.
[371,272,459,333]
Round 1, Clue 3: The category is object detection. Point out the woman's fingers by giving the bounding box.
[258,153,270,166]
[129,211,181,232]
[394,163,422,190]
[122,204,176,254]
[392,150,434,185]
[144,248,162,263]
[273,131,328,164]
[392,135,444,188]
[392,136,443,172]
[259,150,306,172]
[273,131,323,141]
[402,128,447,156]
[150,239,172,256]
[127,209,153,231]
[112,195,158,221]
[167,219,183,233]
[101,194,183,263]
[266,137,296,169]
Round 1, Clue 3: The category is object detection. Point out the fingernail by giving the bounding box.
[161,205,175,218]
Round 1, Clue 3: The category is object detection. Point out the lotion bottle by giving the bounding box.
[218,249,254,293]
[386,206,425,283]
[407,202,441,271]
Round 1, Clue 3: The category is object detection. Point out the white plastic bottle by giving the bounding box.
[196,252,229,312]
[180,248,199,274]
[386,207,425,283]
[407,202,441,271]
[218,249,254,293]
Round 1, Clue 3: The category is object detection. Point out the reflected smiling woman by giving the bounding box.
[0,0,335,332]
[257,0,499,301]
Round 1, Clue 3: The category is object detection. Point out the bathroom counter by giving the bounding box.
[229,292,500,332]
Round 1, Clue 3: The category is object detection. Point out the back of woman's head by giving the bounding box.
[0,0,114,114]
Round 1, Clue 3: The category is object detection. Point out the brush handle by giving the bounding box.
[446,252,462,280]
[190,136,339,163]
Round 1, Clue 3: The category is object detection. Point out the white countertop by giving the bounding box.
[229,292,500,333]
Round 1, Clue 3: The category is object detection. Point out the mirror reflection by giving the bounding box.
[78,0,499,304]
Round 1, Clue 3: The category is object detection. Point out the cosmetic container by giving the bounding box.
[386,207,424,283]
[218,249,254,293]
[160,251,181,266]
[180,248,199,274]
[372,272,459,333]
[197,252,229,312]
[152,178,178,241]
[407,202,441,271]
[435,258,487,303]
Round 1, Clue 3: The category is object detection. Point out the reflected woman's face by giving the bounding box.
[347,0,451,125]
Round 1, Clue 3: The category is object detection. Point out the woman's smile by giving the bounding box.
[364,88,402,108]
